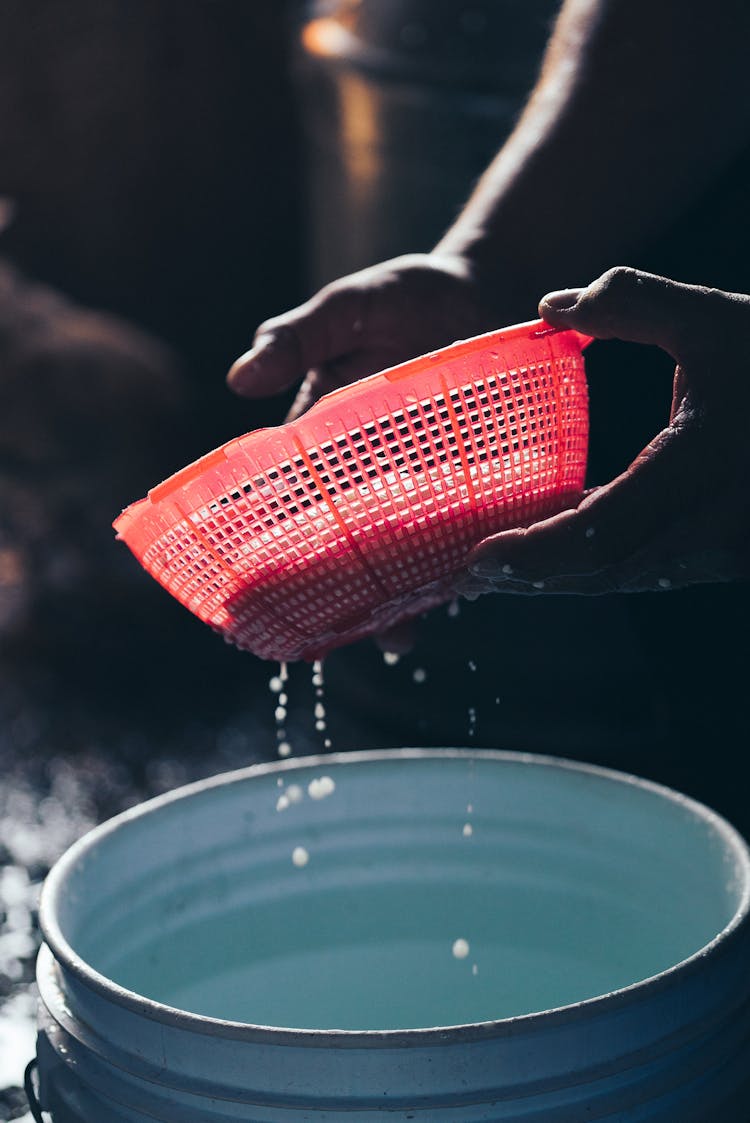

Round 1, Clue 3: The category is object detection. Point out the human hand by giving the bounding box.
[461,267,750,596]
[227,251,502,655]
[227,252,495,421]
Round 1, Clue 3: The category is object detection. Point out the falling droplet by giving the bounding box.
[468,706,477,738]
[311,660,332,748]
[308,776,336,800]
[292,846,309,868]
[452,938,470,959]
[447,599,460,618]
[271,662,293,757]
[383,651,400,666]
[462,822,473,837]
[468,660,477,672]
[413,667,427,684]
[286,784,304,804]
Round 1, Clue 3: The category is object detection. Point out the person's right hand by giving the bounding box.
[461,267,750,597]
[226,252,497,420]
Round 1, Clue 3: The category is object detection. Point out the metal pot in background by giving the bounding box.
[294,0,560,284]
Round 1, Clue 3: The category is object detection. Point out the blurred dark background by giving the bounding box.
[1,2,749,1114]
[0,4,561,1108]
[0,0,570,751]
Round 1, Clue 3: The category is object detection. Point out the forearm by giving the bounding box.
[437,0,750,316]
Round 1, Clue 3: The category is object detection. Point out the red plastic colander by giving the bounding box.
[114,320,590,661]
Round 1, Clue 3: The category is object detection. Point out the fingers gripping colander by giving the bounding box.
[114,321,590,661]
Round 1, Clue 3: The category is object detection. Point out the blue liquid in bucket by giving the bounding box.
[102,881,714,1031]
[67,758,733,1031]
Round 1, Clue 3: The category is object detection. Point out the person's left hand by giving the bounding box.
[226,252,495,422]
[458,267,750,598]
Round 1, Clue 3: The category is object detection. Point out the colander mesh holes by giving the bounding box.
[132,339,586,659]
[228,449,386,638]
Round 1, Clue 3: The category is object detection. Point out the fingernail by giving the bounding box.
[227,338,272,389]
[226,361,250,391]
[468,559,515,579]
[452,573,488,598]
[541,288,584,313]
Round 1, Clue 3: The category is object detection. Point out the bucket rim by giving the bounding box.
[38,747,750,1047]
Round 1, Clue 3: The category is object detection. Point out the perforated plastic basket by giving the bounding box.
[114,320,590,661]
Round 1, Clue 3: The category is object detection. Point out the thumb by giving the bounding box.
[227,281,367,398]
[539,266,740,366]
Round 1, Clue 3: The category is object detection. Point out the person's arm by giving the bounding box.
[228,0,750,412]
[438,0,750,317]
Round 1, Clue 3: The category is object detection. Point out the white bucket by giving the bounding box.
[33,750,750,1121]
